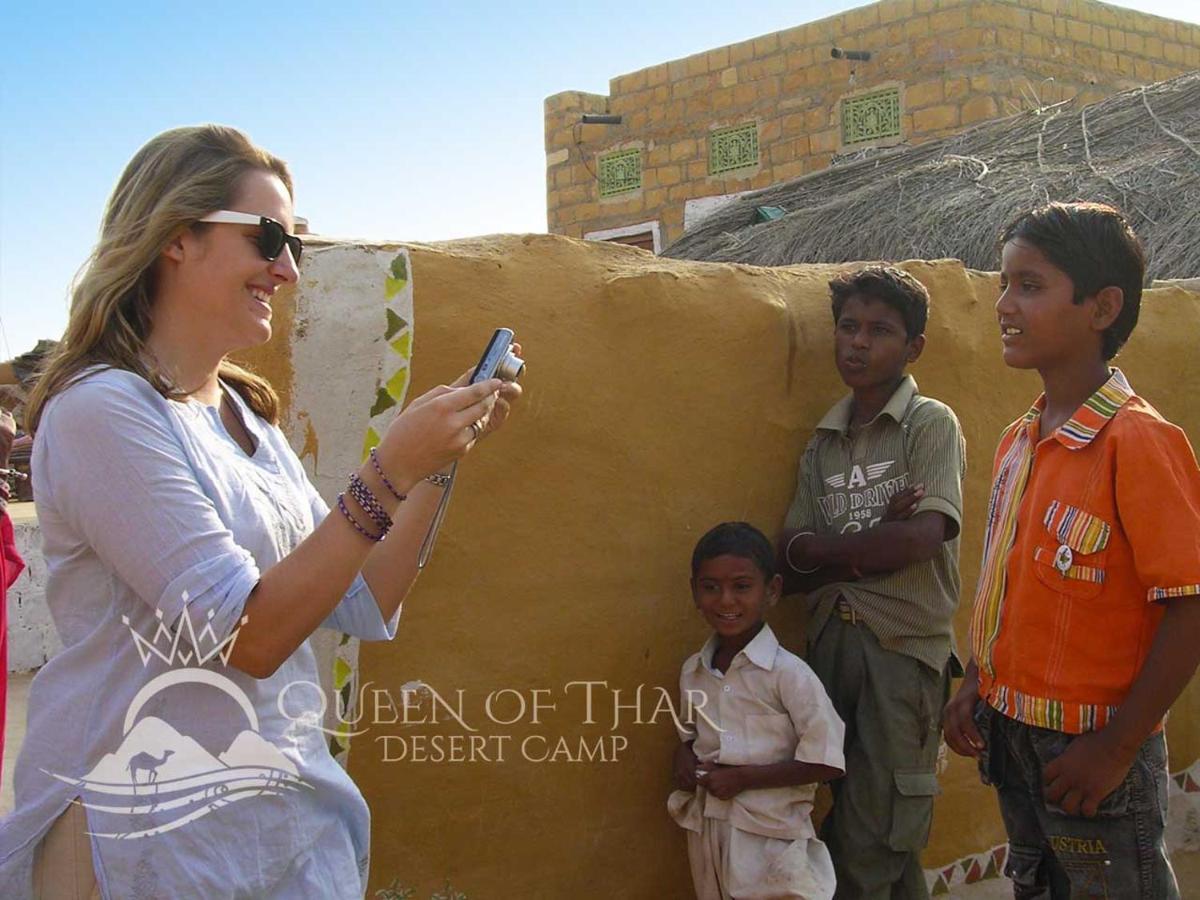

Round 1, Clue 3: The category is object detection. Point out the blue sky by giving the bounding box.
[2,0,1197,359]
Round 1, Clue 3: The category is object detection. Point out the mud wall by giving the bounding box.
[239,234,1200,896]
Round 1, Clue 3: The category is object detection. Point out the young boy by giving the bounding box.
[943,202,1200,898]
[670,522,845,899]
[777,266,966,898]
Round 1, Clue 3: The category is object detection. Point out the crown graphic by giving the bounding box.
[122,594,249,668]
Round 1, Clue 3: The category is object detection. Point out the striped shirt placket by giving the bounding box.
[970,409,1038,679]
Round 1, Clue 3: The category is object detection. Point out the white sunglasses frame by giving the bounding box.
[196,210,303,262]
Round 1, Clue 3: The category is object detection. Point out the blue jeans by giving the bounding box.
[974,702,1179,898]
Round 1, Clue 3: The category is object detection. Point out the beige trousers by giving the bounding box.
[686,816,836,900]
[32,802,100,900]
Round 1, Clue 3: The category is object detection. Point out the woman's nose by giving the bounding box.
[270,246,300,284]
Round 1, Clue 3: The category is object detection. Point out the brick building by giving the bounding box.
[544,0,1200,251]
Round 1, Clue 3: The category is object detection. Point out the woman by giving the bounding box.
[0,125,520,898]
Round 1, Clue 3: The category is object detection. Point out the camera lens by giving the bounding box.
[495,350,525,382]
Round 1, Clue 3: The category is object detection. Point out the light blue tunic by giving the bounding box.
[0,368,396,898]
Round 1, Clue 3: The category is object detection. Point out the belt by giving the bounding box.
[835,596,859,625]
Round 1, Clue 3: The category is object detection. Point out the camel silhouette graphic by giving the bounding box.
[127,749,175,784]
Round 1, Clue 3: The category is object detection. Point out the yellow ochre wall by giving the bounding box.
[243,235,1200,896]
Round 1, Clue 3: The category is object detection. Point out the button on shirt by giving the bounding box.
[971,369,1200,733]
[668,624,845,841]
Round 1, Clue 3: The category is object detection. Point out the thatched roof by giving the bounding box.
[664,72,1200,280]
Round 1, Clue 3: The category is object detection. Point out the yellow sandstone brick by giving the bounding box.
[1125,33,1144,54]
[1109,30,1126,51]
[1031,11,1054,34]
[996,28,1022,53]
[774,160,806,182]
[1155,19,1176,41]
[720,67,738,88]
[945,78,969,101]
[1066,20,1090,42]
[754,33,780,57]
[707,47,730,71]
[1090,25,1109,49]
[905,79,944,107]
[845,6,880,32]
[713,88,734,112]
[1164,42,1185,64]
[1143,36,1164,58]
[731,41,756,65]
[879,0,915,25]
[670,139,697,162]
[912,103,959,131]
[734,82,757,107]
[905,15,931,39]
[961,94,998,124]
[646,64,670,87]
[929,8,968,32]
[656,165,682,187]
[810,128,840,154]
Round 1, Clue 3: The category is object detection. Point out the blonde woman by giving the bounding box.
[0,125,520,898]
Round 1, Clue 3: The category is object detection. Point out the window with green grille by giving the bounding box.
[709,123,759,175]
[841,88,902,146]
[598,149,642,197]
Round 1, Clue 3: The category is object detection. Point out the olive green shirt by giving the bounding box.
[785,376,965,673]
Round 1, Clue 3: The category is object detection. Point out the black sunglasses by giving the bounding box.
[198,210,304,262]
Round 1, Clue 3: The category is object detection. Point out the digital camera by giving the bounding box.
[470,328,525,384]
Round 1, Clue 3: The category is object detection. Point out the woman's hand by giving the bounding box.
[444,342,524,440]
[374,378,503,492]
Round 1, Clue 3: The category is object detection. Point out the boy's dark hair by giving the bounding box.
[691,522,776,580]
[829,265,929,340]
[999,202,1144,360]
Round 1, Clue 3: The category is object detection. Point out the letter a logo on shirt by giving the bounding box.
[847,465,867,489]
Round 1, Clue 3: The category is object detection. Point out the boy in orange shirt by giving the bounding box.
[943,202,1200,898]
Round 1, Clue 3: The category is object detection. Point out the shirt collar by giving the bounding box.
[816,375,917,435]
[693,623,781,673]
[1021,368,1134,451]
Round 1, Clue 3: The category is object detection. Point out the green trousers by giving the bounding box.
[808,613,950,900]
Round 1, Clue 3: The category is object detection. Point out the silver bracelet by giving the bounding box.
[785,531,820,574]
[424,472,452,489]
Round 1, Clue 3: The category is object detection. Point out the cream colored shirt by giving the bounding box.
[668,624,845,841]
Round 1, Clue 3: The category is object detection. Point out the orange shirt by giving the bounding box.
[970,369,1200,734]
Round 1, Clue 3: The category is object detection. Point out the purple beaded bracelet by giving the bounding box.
[348,473,392,533]
[369,447,407,502]
[338,493,386,542]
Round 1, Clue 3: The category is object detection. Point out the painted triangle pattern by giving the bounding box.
[330,248,415,771]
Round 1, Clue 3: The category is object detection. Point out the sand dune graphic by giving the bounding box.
[43,716,309,838]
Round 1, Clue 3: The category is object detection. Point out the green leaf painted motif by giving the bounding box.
[370,386,397,418]
[385,367,409,403]
[390,253,408,281]
[362,427,381,462]
[385,308,408,340]
[390,331,412,360]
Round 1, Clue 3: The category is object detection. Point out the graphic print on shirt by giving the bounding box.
[42,599,311,839]
[817,459,908,532]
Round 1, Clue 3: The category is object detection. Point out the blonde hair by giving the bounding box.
[27,124,291,431]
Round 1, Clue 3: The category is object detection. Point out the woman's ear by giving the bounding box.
[161,227,189,264]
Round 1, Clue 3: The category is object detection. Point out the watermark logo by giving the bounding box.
[44,599,311,839]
